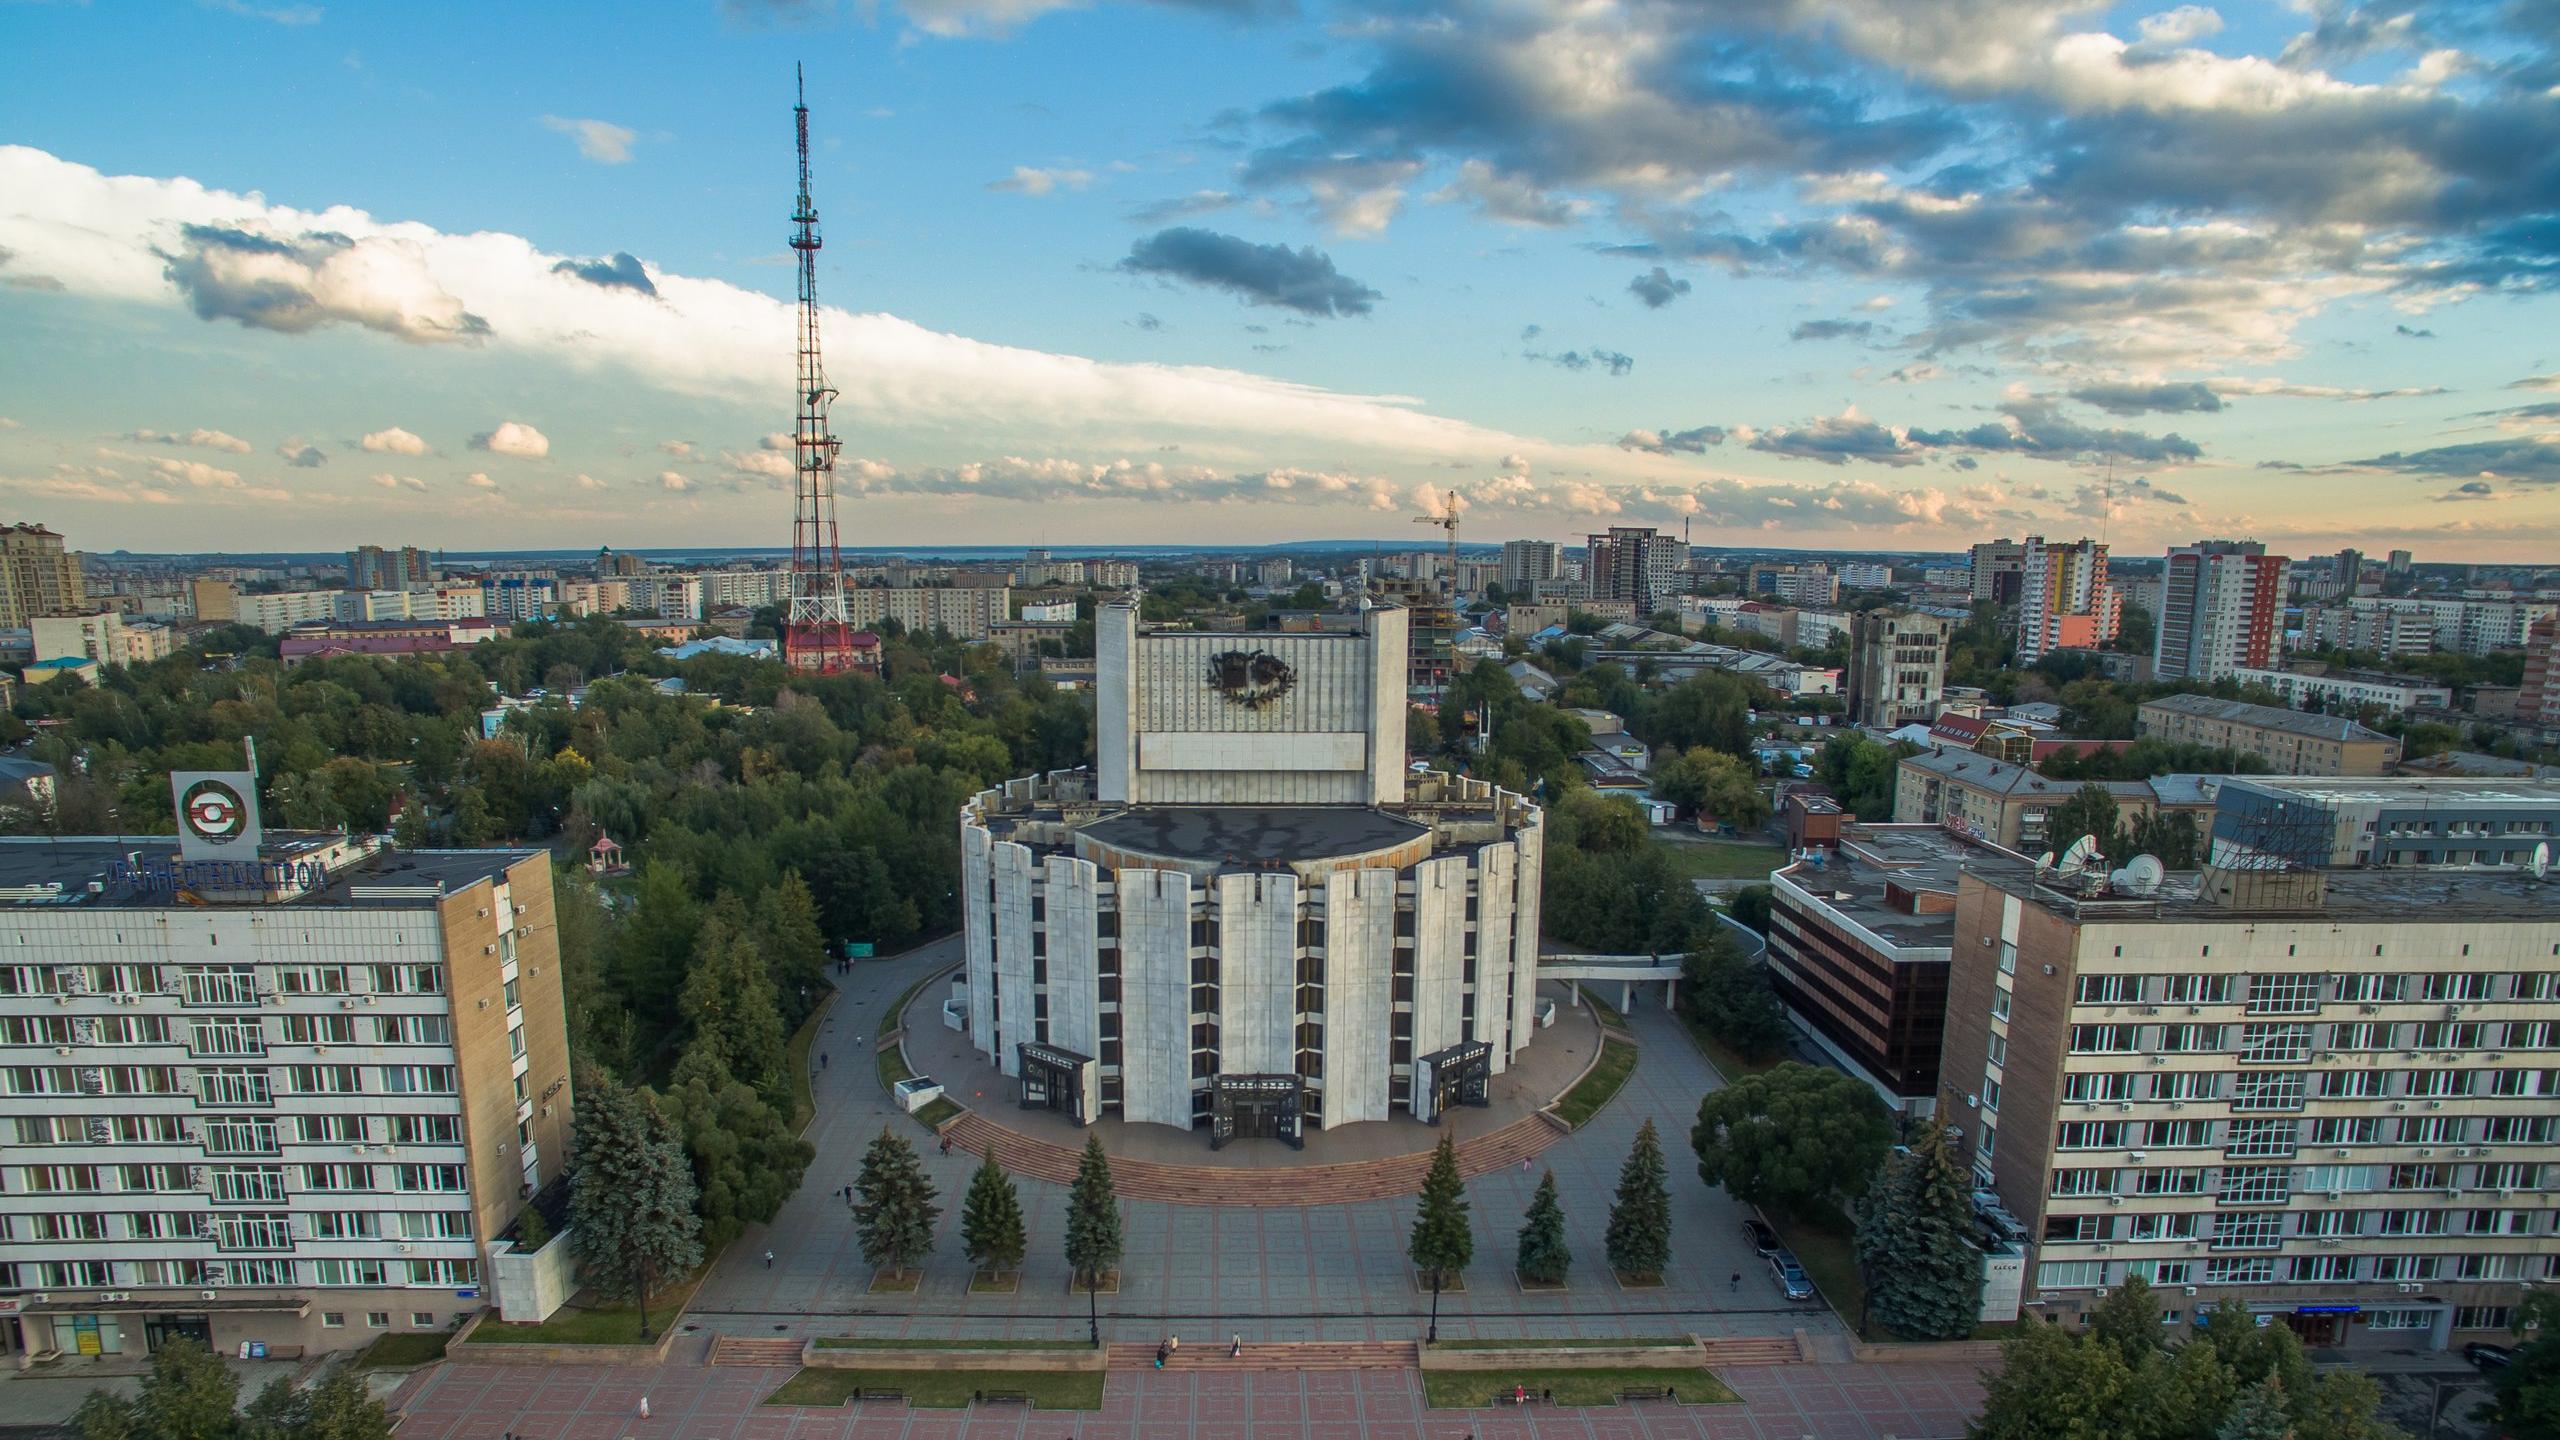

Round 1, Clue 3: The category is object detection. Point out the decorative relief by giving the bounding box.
[1204,649,1296,709]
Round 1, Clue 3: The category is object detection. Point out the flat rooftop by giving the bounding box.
[0,835,533,909]
[1971,853,2560,924]
[2221,775,2560,807]
[1780,824,2017,950]
[1080,806,1429,864]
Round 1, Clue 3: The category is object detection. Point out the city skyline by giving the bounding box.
[3,2,2558,558]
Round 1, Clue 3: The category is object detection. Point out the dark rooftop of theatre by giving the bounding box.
[1080,806,1429,864]
[0,835,536,909]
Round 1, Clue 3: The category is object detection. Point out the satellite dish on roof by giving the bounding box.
[2057,835,2103,878]
[2113,854,2166,896]
[2534,842,2551,881]
[2034,851,2056,872]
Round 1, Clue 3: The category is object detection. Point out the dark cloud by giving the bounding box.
[1906,402,2203,464]
[1527,348,1634,376]
[1520,323,1542,341]
[550,251,657,297]
[1616,425,1727,454]
[1126,191,1242,224]
[2353,437,2560,484]
[1789,318,1877,342]
[1627,267,1692,309]
[2067,380,2225,415]
[1133,312,1164,331]
[1749,412,1920,466]
[158,223,489,343]
[2439,480,2499,500]
[2395,323,2437,338]
[1117,228,1379,317]
[279,443,325,468]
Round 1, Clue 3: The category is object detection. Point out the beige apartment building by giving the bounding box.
[2137,694,2399,777]
[843,585,1011,641]
[1941,860,2560,1351]
[0,526,86,630]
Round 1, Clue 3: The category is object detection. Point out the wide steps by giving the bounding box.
[1108,1341,1418,1372]
[1694,1336,1805,1367]
[709,1336,807,1367]
[942,1112,1560,1207]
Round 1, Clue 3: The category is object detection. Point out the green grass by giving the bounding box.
[879,1041,914,1091]
[1434,1337,1690,1350]
[1580,991,1624,1028]
[462,1267,707,1346]
[915,1096,960,1130]
[878,965,956,1039]
[1421,1367,1738,1408]
[767,1367,1106,1409]
[348,1331,450,1370]
[814,1337,1091,1351]
[1552,1037,1637,1129]
[1651,836,1787,882]
[788,986,836,1133]
[1677,1013,1782,1081]
[1767,1205,1863,1329]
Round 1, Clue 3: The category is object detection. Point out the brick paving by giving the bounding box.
[396,1359,1988,1440]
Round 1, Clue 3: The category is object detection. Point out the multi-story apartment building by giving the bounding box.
[1586,528,1688,613]
[1838,562,1895,590]
[344,588,486,625]
[2138,695,2398,777]
[2017,538,2120,664]
[696,568,791,611]
[1256,558,1294,589]
[2523,618,2559,730]
[2156,541,2288,682]
[1747,563,1840,607]
[594,547,648,579]
[1499,540,1561,593]
[1091,561,1139,591]
[344,547,434,592]
[842,585,1011,640]
[2231,667,2452,715]
[2337,597,2558,659]
[189,580,237,625]
[2299,603,2436,658]
[0,806,570,1360]
[479,574,558,624]
[2207,777,2560,870]
[234,591,345,637]
[1970,539,2027,606]
[1893,749,2182,849]
[1940,860,2560,1350]
[556,579,632,618]
[0,525,87,632]
[1844,609,1951,728]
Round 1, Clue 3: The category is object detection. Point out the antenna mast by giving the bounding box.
[783,64,857,674]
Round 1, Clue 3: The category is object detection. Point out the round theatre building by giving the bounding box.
[958,600,1544,1143]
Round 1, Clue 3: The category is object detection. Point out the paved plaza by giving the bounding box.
[692,941,1840,1345]
[395,1357,1989,1440]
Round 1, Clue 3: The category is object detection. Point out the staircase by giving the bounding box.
[1693,1335,1805,1367]
[708,1335,807,1367]
[1107,1340,1419,1372]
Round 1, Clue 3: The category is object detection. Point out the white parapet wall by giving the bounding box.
[488,1232,579,1324]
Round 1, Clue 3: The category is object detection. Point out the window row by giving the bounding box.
[0,1209,471,1243]
[8,1114,461,1148]
[2053,1114,2558,1151]
[2036,1252,2560,1289]
[2073,970,2558,1009]
[2048,1161,2543,1199]
[14,1162,472,1196]
[2,1258,479,1289]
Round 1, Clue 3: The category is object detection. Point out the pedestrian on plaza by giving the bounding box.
[638,1396,650,1419]
[1230,1334,1242,1358]
[820,1052,829,1071]
[764,1249,775,1269]
[1154,1344,1167,1370]
[1520,1157,1530,1172]
[1167,1334,1179,1355]
[1728,1271,1740,1291]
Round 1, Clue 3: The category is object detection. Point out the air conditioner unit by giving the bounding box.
[398,1243,415,1253]
[2399,1283,2419,1294]
[2319,1237,2341,1247]
[2334,1149,2351,1159]
[52,1045,72,1056]
[2188,1006,2203,1016]
[2326,1189,2343,1200]
[2093,1287,2110,1298]
[2429,1099,2444,1109]
[314,1044,329,1054]
[52,994,72,1006]
[200,1289,218,1300]
[383,1145,400,1156]
[351,1144,368,1154]
[2119,1102,2133,1113]
[2108,1195,2124,1206]
[2420,1149,2435,1158]
[2140,1006,2159,1016]
[2130,1151,2148,1162]
[2183,1286,2199,1297]
[2170,1101,2185,1111]
[338,999,355,1010]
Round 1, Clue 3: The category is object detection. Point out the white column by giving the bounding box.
[1116,868,1194,1130]
[1212,872,1297,1075]
[1321,870,1394,1126]
[1408,856,1470,1090]
[1474,844,1516,1073]
[1509,807,1545,1055]
[961,821,997,1062]
[991,844,1038,1079]
[1044,855,1101,1060]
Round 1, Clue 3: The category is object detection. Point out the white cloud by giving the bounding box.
[659,471,690,491]
[0,418,19,430]
[988,166,1094,196]
[369,472,427,492]
[145,455,242,487]
[472,421,549,458]
[658,440,695,458]
[464,471,498,489]
[540,116,638,166]
[2136,6,2223,47]
[129,427,252,453]
[360,426,427,455]
[574,472,606,490]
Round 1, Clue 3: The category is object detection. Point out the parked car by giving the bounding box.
[2466,1342,2515,1371]
[1768,1251,1816,1301]
[1742,1218,1780,1256]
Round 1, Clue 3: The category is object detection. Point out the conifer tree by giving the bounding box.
[853,1126,941,1278]
[1853,1120,1985,1339]
[1063,1134,1123,1343]
[567,1073,704,1339]
[2214,1375,2293,1440]
[1514,1169,1571,1286]
[960,1152,1028,1279]
[1408,1133,1473,1341]
[1605,1119,1671,1282]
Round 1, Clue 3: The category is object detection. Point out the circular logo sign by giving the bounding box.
[180,779,250,843]
[1204,649,1297,710]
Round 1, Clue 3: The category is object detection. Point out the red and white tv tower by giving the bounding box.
[782,65,858,674]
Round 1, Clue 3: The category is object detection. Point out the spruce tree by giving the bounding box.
[566,1073,705,1339]
[1063,1134,1123,1343]
[853,1126,941,1278]
[1408,1133,1473,1341]
[2214,1375,2292,1440]
[1853,1120,1985,1339]
[1514,1169,1571,1286]
[961,1152,1028,1279]
[1605,1119,1672,1282]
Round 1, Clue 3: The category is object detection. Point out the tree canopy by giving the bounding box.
[1691,1063,1894,1213]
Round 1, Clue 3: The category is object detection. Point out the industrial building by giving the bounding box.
[2207,776,2560,870]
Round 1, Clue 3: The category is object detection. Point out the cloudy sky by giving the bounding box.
[2,0,2556,559]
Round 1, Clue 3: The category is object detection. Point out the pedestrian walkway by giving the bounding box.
[1106,1340,1420,1371]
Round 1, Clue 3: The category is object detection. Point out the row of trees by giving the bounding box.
[72,1341,393,1440]
[1408,1124,1676,1336]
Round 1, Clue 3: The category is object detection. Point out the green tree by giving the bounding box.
[852,1126,941,1278]
[2046,782,2125,860]
[660,1045,814,1250]
[1407,1133,1474,1341]
[2487,1322,2560,1440]
[1691,1063,1893,1213]
[678,919,788,1101]
[755,874,831,1024]
[1063,1134,1123,1343]
[2216,1375,2293,1440]
[1515,1169,1571,1286]
[1682,934,1790,1061]
[72,1337,239,1440]
[1651,747,1770,828]
[1968,1319,2134,1440]
[960,1152,1029,1278]
[1604,1119,1673,1282]
[566,1073,704,1339]
[2086,1273,2164,1367]
[1726,884,1773,935]
[1853,1121,1983,1340]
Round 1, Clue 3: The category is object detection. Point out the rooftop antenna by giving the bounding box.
[2111,853,2166,896]
[780,63,857,675]
[2056,833,2103,879]
[2534,841,2550,881]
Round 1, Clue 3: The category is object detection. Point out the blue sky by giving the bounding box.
[1,0,2556,558]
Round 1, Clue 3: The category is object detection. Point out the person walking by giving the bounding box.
[1153,1343,1167,1370]
[1230,1334,1242,1358]
[819,1052,829,1071]
[1167,1334,1179,1355]
[763,1249,775,1269]
[940,1135,953,1156]
[638,1396,650,1420]
[1728,1271,1741,1292]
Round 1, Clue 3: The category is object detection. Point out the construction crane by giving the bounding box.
[1413,488,1460,592]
